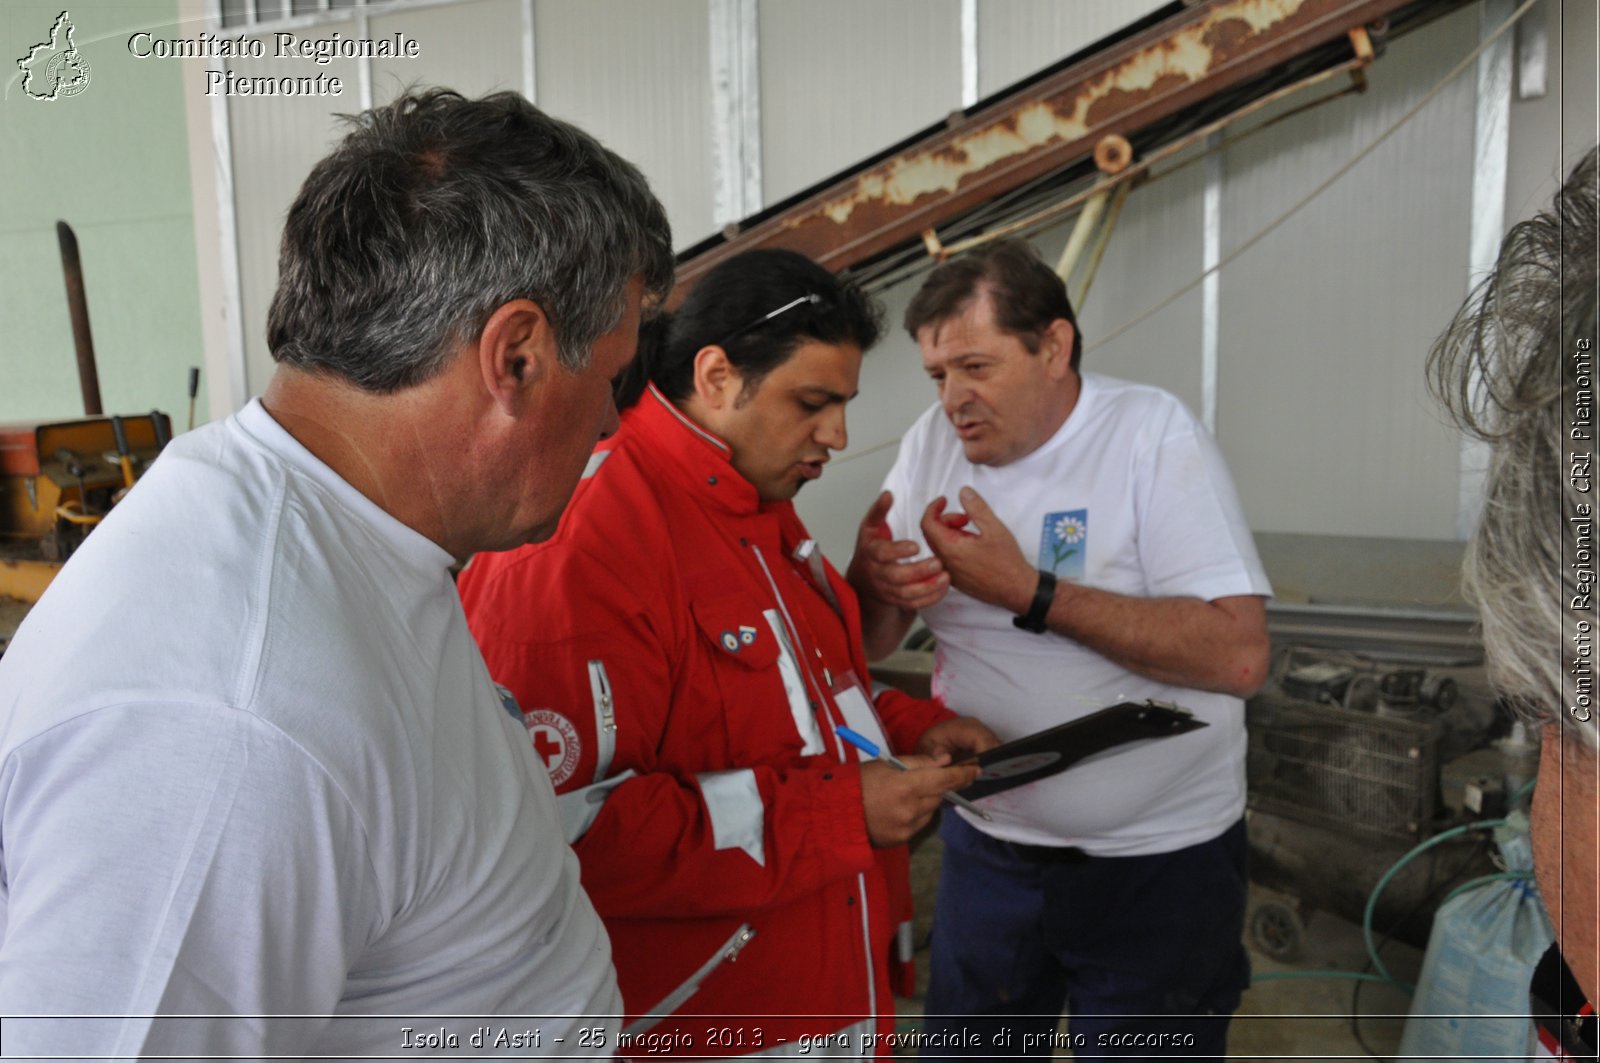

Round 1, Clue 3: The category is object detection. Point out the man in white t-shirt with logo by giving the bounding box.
[849,238,1272,1057]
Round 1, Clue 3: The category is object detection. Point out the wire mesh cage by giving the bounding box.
[1246,694,1439,843]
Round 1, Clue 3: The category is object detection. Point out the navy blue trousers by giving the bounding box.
[921,813,1250,1060]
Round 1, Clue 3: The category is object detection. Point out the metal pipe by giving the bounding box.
[937,51,1370,261]
[1459,0,1515,539]
[1202,131,1223,435]
[1073,180,1130,309]
[674,0,1425,292]
[1054,189,1106,284]
[55,221,102,417]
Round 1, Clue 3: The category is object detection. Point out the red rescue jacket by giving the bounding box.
[459,386,952,1055]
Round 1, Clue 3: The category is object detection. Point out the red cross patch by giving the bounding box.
[525,709,582,786]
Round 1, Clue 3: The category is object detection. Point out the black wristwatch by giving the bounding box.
[1012,570,1057,633]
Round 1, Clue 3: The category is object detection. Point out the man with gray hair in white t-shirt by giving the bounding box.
[0,88,673,1058]
[849,238,1271,1058]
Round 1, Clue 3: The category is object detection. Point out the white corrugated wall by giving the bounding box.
[194,0,1598,593]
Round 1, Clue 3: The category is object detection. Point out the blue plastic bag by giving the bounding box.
[1398,812,1555,1060]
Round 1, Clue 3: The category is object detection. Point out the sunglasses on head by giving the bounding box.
[715,293,822,348]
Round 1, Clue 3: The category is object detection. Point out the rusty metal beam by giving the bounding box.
[675,0,1460,294]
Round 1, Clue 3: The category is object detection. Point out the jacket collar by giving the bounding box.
[625,387,836,618]
[625,384,763,516]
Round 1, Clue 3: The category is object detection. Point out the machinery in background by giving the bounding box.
[1243,606,1528,962]
[1250,646,1470,843]
[876,604,1523,964]
[0,412,174,615]
[1,220,195,628]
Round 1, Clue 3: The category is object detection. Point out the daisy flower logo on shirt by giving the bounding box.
[1038,509,1087,579]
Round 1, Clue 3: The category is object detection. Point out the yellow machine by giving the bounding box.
[0,220,192,620]
[0,412,170,602]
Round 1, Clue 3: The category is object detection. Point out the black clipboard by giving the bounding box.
[957,700,1206,801]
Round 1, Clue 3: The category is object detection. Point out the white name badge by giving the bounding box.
[833,680,891,761]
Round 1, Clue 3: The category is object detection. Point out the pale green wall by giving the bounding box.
[1,0,207,425]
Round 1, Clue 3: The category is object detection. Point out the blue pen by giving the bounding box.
[835,726,993,821]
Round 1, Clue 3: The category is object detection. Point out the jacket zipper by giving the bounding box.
[587,659,616,784]
[750,542,879,1023]
[621,922,757,1038]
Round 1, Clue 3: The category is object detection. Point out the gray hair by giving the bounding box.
[267,88,674,391]
[1428,146,1599,749]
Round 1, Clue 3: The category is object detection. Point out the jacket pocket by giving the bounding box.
[689,594,824,757]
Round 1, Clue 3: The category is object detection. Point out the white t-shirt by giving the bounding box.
[883,372,1272,856]
[0,401,620,1058]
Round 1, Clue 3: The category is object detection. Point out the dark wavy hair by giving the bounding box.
[616,249,882,410]
[904,238,1083,370]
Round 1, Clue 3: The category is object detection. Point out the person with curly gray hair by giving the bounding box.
[0,89,672,1057]
[1428,146,1597,1054]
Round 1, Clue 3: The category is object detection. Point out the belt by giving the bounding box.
[1006,840,1090,864]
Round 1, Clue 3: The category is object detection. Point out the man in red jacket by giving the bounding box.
[459,249,996,1055]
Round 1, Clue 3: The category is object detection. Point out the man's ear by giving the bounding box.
[691,344,739,409]
[478,299,560,414]
[1042,318,1076,380]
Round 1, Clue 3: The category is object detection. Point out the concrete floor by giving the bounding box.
[894,828,1425,1060]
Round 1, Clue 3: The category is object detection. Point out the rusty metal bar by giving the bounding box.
[55,221,102,417]
[675,0,1453,294]
[937,47,1372,260]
